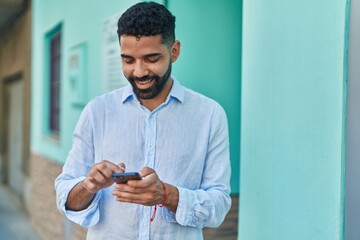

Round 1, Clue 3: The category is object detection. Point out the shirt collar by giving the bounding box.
[121,83,134,103]
[168,77,184,103]
[121,77,184,104]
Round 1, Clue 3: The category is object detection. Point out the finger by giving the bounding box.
[118,163,126,171]
[125,178,149,188]
[94,160,123,180]
[112,191,149,205]
[114,183,142,193]
[83,178,99,193]
[135,168,159,187]
[91,169,108,184]
[89,164,119,186]
[114,193,158,206]
[93,162,114,180]
[87,167,104,183]
[111,189,139,199]
[140,167,155,178]
[101,160,124,173]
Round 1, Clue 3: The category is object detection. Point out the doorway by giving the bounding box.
[3,77,24,197]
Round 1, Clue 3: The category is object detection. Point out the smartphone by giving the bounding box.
[112,172,142,184]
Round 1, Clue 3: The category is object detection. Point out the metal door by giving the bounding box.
[6,79,24,197]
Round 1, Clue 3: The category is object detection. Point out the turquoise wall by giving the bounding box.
[31,0,241,193]
[239,0,349,239]
[31,0,142,163]
[169,0,241,193]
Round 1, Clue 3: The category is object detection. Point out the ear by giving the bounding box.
[170,40,181,63]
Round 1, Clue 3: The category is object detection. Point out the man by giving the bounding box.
[55,2,231,239]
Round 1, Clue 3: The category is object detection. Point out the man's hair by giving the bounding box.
[117,1,176,46]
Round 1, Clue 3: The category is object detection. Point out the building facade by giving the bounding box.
[2,0,360,239]
[0,0,32,214]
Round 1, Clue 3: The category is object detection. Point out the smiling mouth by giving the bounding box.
[136,79,154,85]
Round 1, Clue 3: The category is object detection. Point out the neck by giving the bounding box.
[139,78,173,111]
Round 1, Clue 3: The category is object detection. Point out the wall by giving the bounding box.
[0,4,32,212]
[169,0,242,193]
[30,153,87,239]
[239,0,349,239]
[31,0,142,165]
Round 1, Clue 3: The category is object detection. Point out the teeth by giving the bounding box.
[136,79,152,85]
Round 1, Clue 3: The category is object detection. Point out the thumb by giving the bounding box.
[118,163,126,172]
[140,167,155,178]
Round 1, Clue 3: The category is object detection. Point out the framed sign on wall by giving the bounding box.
[68,42,87,107]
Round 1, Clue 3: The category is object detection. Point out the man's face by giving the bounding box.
[120,35,174,100]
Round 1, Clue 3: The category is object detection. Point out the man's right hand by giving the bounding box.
[65,160,125,211]
[83,160,125,193]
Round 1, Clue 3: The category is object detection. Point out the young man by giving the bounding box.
[55,2,231,239]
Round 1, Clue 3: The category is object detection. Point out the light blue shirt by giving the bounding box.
[55,79,231,240]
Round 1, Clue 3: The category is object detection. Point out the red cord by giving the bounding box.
[150,205,157,222]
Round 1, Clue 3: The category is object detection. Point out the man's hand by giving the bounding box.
[65,160,125,211]
[83,160,125,193]
[111,167,179,213]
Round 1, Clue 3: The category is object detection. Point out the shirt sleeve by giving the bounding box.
[55,176,102,227]
[54,103,101,228]
[162,103,232,228]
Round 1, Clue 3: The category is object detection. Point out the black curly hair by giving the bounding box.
[117,1,176,46]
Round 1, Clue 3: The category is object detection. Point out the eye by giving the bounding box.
[145,56,161,63]
[122,57,134,64]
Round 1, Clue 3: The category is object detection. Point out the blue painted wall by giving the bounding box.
[239,0,349,239]
[169,0,241,193]
[31,0,241,193]
[31,0,142,163]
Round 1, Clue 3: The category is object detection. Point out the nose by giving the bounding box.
[133,61,149,78]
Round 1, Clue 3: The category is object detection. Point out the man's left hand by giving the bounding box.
[111,167,165,206]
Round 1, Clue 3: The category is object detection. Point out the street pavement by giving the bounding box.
[0,184,41,240]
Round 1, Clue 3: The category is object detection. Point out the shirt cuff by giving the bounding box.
[174,186,195,226]
[60,177,101,227]
[161,206,177,223]
[161,186,197,226]
[161,186,189,224]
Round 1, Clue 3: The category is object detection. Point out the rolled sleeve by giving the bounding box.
[161,185,231,229]
[175,187,230,228]
[55,176,101,227]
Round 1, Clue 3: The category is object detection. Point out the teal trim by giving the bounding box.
[341,0,351,239]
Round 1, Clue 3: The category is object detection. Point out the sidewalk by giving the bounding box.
[0,184,41,240]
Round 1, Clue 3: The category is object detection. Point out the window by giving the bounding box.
[49,31,61,135]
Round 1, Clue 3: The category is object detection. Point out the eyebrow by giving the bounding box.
[121,53,163,58]
[121,54,132,58]
[144,53,163,58]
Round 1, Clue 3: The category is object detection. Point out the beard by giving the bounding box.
[127,62,172,100]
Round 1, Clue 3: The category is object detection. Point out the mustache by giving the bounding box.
[128,75,158,82]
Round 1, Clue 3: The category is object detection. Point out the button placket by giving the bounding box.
[140,113,157,239]
[144,113,157,171]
